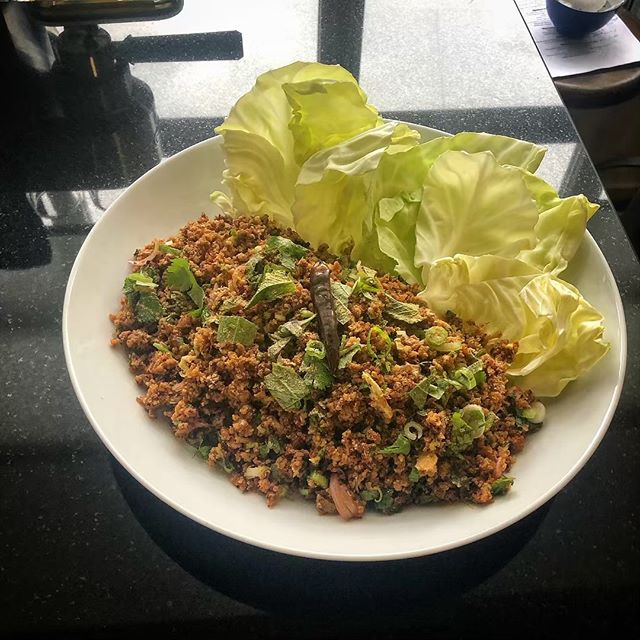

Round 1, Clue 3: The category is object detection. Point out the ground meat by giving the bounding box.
[110,214,539,518]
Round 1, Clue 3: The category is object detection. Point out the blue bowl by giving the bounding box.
[546,0,624,38]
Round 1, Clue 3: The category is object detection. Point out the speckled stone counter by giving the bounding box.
[1,1,639,637]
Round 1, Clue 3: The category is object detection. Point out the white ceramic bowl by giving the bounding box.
[63,124,627,561]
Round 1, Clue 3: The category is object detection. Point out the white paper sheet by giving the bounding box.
[516,0,640,77]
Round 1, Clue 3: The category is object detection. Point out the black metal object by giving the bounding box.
[23,0,184,26]
[318,0,365,79]
[117,30,243,63]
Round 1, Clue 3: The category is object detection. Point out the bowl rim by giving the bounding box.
[62,130,628,562]
[551,0,625,14]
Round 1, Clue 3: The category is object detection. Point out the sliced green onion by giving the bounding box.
[452,366,477,390]
[521,400,546,424]
[308,470,328,489]
[460,404,486,429]
[217,457,235,474]
[403,421,424,441]
[435,340,462,353]
[360,488,383,502]
[379,434,411,456]
[305,339,326,360]
[424,326,448,347]
[178,354,196,373]
[468,359,484,375]
[408,467,421,483]
[366,326,394,371]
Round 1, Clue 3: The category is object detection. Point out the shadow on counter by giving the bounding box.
[111,455,550,618]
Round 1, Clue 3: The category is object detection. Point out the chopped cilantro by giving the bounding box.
[152,342,171,353]
[196,446,211,460]
[259,434,282,459]
[360,488,382,502]
[123,272,157,302]
[491,475,514,496]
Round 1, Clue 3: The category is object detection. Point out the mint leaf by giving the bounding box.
[331,281,353,325]
[302,340,333,391]
[217,316,258,346]
[384,294,423,324]
[276,313,316,338]
[245,252,266,287]
[265,235,308,271]
[338,341,361,369]
[124,272,157,293]
[134,292,163,324]
[247,270,296,308]
[264,363,309,410]
[409,376,449,409]
[267,336,292,360]
[219,296,245,314]
[165,257,205,311]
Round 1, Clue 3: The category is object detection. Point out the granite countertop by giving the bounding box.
[1,0,639,636]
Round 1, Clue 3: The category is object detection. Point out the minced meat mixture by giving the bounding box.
[110,214,538,519]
